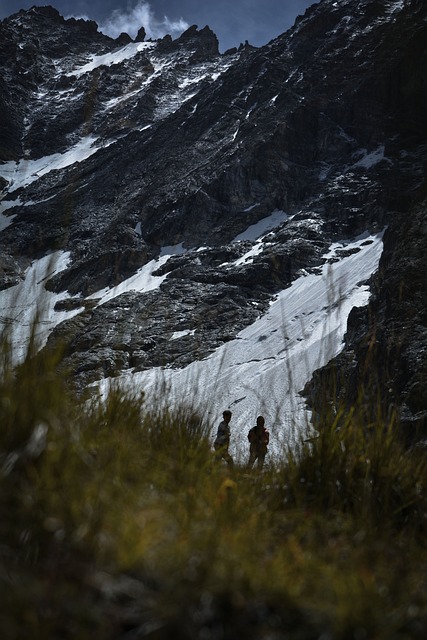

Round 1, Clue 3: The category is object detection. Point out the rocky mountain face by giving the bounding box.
[0,1,426,438]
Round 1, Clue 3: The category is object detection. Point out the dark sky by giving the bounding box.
[0,0,315,51]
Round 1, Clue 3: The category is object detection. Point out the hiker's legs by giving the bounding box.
[214,444,233,468]
[247,449,257,469]
[214,443,224,463]
[257,453,265,469]
[223,451,234,468]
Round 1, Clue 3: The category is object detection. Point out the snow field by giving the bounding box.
[96,231,384,462]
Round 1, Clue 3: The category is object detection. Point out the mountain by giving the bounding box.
[1,1,426,445]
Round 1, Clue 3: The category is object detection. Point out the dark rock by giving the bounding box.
[224,47,238,56]
[305,195,427,442]
[54,298,85,312]
[135,27,146,42]
[0,253,25,290]
[115,32,132,46]
[174,24,219,61]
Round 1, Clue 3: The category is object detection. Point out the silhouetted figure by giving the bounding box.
[214,410,234,467]
[247,415,269,469]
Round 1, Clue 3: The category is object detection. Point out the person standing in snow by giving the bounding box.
[247,415,269,469]
[214,410,234,467]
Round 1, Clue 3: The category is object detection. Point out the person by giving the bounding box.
[213,410,234,467]
[247,415,269,469]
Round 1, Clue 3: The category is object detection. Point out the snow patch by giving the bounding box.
[233,241,266,266]
[0,252,83,364]
[0,199,21,231]
[66,42,156,78]
[233,209,288,242]
[0,136,99,193]
[160,243,187,257]
[91,256,171,306]
[179,75,208,89]
[243,203,260,213]
[352,145,392,169]
[387,1,405,13]
[170,330,196,341]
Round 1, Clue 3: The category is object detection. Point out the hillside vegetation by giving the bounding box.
[1,334,426,639]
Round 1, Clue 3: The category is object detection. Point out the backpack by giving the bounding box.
[248,426,269,445]
[247,427,257,444]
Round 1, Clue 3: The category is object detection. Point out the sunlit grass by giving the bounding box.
[0,328,426,639]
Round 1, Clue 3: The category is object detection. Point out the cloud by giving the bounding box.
[97,1,189,40]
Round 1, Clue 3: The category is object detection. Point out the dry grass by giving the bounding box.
[0,332,426,639]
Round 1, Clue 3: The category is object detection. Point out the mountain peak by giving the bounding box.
[175,23,219,58]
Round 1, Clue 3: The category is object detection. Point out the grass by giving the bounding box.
[0,333,426,639]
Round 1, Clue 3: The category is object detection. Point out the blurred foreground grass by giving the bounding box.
[0,336,426,639]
